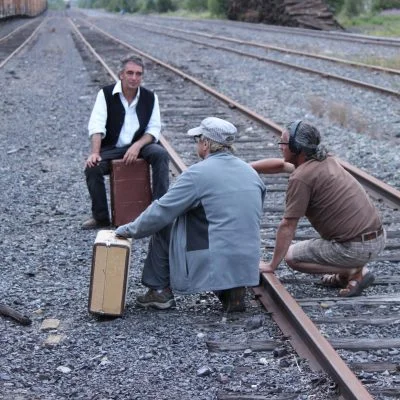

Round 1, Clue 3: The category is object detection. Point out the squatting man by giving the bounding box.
[115,117,293,311]
[252,120,386,297]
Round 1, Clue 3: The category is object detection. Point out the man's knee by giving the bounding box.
[160,147,169,162]
[154,146,169,164]
[284,247,296,268]
[85,165,105,183]
[144,144,169,165]
[85,165,98,176]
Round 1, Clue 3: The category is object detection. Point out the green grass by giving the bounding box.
[338,13,400,37]
[352,54,400,70]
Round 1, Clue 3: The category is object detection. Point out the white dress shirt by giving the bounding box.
[88,81,161,146]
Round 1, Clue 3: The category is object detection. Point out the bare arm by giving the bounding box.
[85,133,103,168]
[250,158,294,174]
[260,217,298,273]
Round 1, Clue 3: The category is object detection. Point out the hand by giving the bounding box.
[123,143,140,165]
[259,261,276,273]
[114,227,128,238]
[85,153,101,168]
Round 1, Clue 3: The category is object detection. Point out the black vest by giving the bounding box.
[102,84,155,149]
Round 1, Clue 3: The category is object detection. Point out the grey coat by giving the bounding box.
[115,152,266,294]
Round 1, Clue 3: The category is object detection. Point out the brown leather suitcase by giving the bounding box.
[110,159,152,227]
[88,230,132,316]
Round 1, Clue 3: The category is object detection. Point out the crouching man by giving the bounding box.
[115,117,268,311]
[256,120,386,297]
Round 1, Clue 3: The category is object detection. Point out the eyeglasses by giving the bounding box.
[277,141,289,146]
[193,135,202,143]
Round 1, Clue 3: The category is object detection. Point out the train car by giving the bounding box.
[0,0,15,18]
[26,0,47,16]
[15,0,27,16]
[0,0,47,19]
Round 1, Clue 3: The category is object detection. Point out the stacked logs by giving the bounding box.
[227,0,343,31]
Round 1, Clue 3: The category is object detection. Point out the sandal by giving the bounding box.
[321,274,348,288]
[339,272,375,297]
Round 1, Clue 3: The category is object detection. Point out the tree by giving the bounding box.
[342,0,365,16]
[325,0,345,13]
[208,0,227,16]
[372,0,400,11]
[185,0,207,11]
[157,0,175,12]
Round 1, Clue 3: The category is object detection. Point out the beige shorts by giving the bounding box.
[290,231,386,268]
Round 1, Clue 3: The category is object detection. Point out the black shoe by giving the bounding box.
[214,287,246,312]
[81,218,110,230]
[136,288,176,310]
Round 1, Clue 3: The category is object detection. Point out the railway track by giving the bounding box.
[2,13,400,399]
[0,17,45,68]
[68,10,400,190]
[133,20,400,76]
[80,11,400,70]
[67,16,400,399]
[119,13,400,48]
[80,12,400,99]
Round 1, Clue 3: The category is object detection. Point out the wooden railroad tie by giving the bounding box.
[0,303,32,326]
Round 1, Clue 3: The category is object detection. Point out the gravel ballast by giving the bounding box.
[82,9,400,190]
[1,11,398,400]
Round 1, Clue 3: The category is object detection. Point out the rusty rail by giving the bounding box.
[254,271,374,400]
[131,20,400,76]
[73,16,400,210]
[0,18,46,69]
[130,22,399,98]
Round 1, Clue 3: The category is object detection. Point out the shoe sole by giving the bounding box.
[136,299,176,310]
[215,288,246,312]
[226,304,246,312]
[339,272,375,297]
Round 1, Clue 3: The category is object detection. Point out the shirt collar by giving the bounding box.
[113,80,141,101]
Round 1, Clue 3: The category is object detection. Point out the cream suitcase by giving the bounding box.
[88,230,132,316]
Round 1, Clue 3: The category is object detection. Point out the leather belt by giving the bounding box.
[351,227,383,242]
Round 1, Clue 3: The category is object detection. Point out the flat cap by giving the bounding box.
[187,117,237,146]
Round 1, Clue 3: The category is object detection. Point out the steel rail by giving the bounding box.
[73,16,400,208]
[246,23,400,47]
[254,271,374,400]
[340,160,400,208]
[128,19,400,76]
[71,17,283,133]
[129,14,400,48]
[126,22,399,98]
[70,17,386,398]
[0,18,47,69]
[131,23,399,98]
[0,19,37,44]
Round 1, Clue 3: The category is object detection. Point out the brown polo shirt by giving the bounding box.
[284,156,382,242]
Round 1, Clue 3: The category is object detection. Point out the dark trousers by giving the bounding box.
[85,143,170,221]
[142,224,171,289]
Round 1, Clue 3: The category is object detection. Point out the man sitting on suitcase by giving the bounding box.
[82,54,169,230]
[115,117,271,311]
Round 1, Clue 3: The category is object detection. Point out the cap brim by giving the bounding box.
[187,126,202,136]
